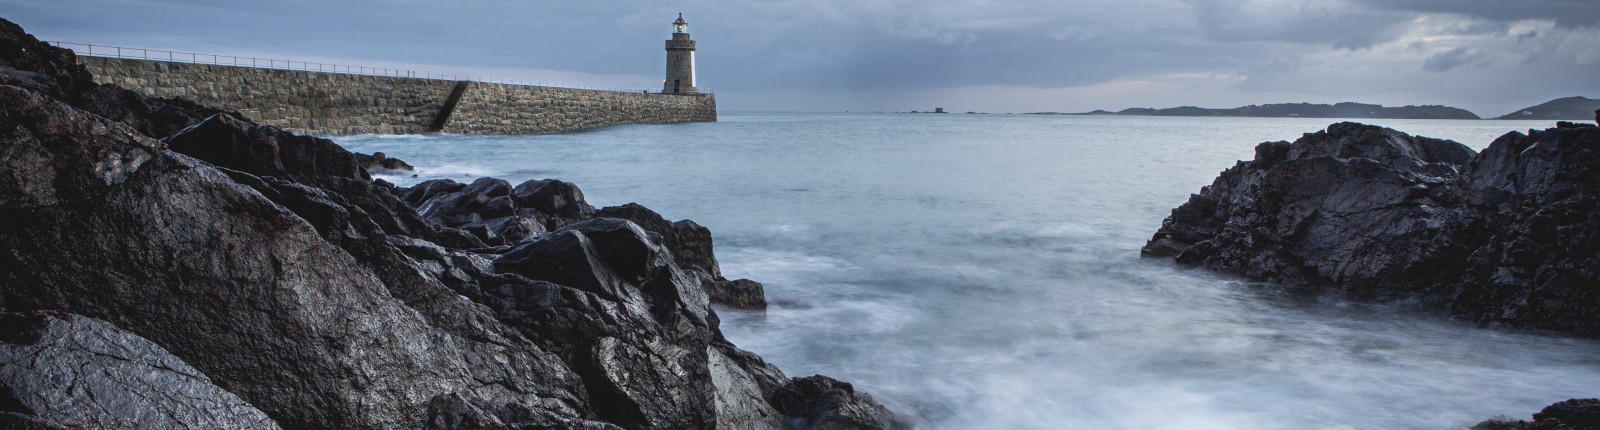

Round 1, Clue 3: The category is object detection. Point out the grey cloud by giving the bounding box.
[1184,0,1411,49]
[1349,0,1600,28]
[1423,47,1482,72]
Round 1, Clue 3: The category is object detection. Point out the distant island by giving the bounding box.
[1029,102,1480,119]
[1495,96,1600,120]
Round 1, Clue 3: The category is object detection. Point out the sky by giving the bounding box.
[4,0,1597,116]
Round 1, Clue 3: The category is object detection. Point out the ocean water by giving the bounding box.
[336,113,1598,429]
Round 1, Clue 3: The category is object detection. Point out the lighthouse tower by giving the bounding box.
[663,14,698,94]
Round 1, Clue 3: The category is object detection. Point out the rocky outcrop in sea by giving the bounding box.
[1143,120,1600,426]
[0,17,903,430]
[1143,121,1599,335]
[1474,399,1600,430]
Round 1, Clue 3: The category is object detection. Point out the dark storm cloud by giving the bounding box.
[1349,0,1600,28]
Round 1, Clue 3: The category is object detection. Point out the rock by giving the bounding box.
[0,16,901,430]
[164,113,456,246]
[353,151,415,173]
[0,18,95,102]
[712,279,770,310]
[598,203,768,309]
[486,218,790,428]
[772,375,910,430]
[1451,125,1600,334]
[400,178,467,206]
[400,177,545,246]
[1474,399,1600,430]
[165,113,370,184]
[1142,122,1478,297]
[0,18,233,140]
[512,179,596,229]
[1143,121,1600,336]
[465,177,513,198]
[1533,400,1600,429]
[0,312,281,429]
[0,83,589,429]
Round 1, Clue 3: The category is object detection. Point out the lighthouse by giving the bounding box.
[663,14,698,95]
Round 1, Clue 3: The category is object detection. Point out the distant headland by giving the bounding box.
[1030,97,1599,121]
[1494,96,1600,120]
[1030,102,1480,119]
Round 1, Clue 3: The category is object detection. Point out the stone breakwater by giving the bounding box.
[448,81,716,135]
[79,56,716,136]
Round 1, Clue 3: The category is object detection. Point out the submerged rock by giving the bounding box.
[353,151,415,173]
[1474,399,1600,430]
[772,375,911,430]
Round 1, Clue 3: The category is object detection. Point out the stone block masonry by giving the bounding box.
[79,56,716,136]
[446,82,715,135]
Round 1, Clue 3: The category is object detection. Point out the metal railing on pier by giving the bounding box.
[48,41,713,95]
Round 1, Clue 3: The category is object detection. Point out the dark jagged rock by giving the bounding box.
[0,18,233,140]
[165,113,466,247]
[166,113,370,184]
[1143,121,1600,336]
[0,313,281,429]
[0,83,593,429]
[353,151,415,173]
[402,178,468,206]
[772,376,910,430]
[1450,125,1600,335]
[712,279,770,310]
[0,16,897,430]
[513,179,597,229]
[398,177,544,246]
[597,203,769,309]
[0,18,95,102]
[1151,123,1596,430]
[1474,399,1600,430]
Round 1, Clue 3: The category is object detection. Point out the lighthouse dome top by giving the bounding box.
[673,14,688,33]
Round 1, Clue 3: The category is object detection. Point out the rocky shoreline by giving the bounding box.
[0,17,903,430]
[1143,121,1600,427]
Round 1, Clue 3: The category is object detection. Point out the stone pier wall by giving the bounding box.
[81,57,454,135]
[79,57,717,136]
[445,82,715,135]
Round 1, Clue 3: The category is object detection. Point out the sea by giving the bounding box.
[335,113,1599,430]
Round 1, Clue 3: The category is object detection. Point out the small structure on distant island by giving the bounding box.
[663,14,699,95]
[934,107,946,113]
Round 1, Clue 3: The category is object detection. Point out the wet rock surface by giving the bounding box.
[1474,399,1600,430]
[353,151,415,173]
[0,313,281,429]
[1144,121,1600,336]
[1145,122,1600,430]
[772,376,911,430]
[0,17,892,430]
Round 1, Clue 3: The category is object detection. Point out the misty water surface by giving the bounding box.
[338,113,1597,429]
